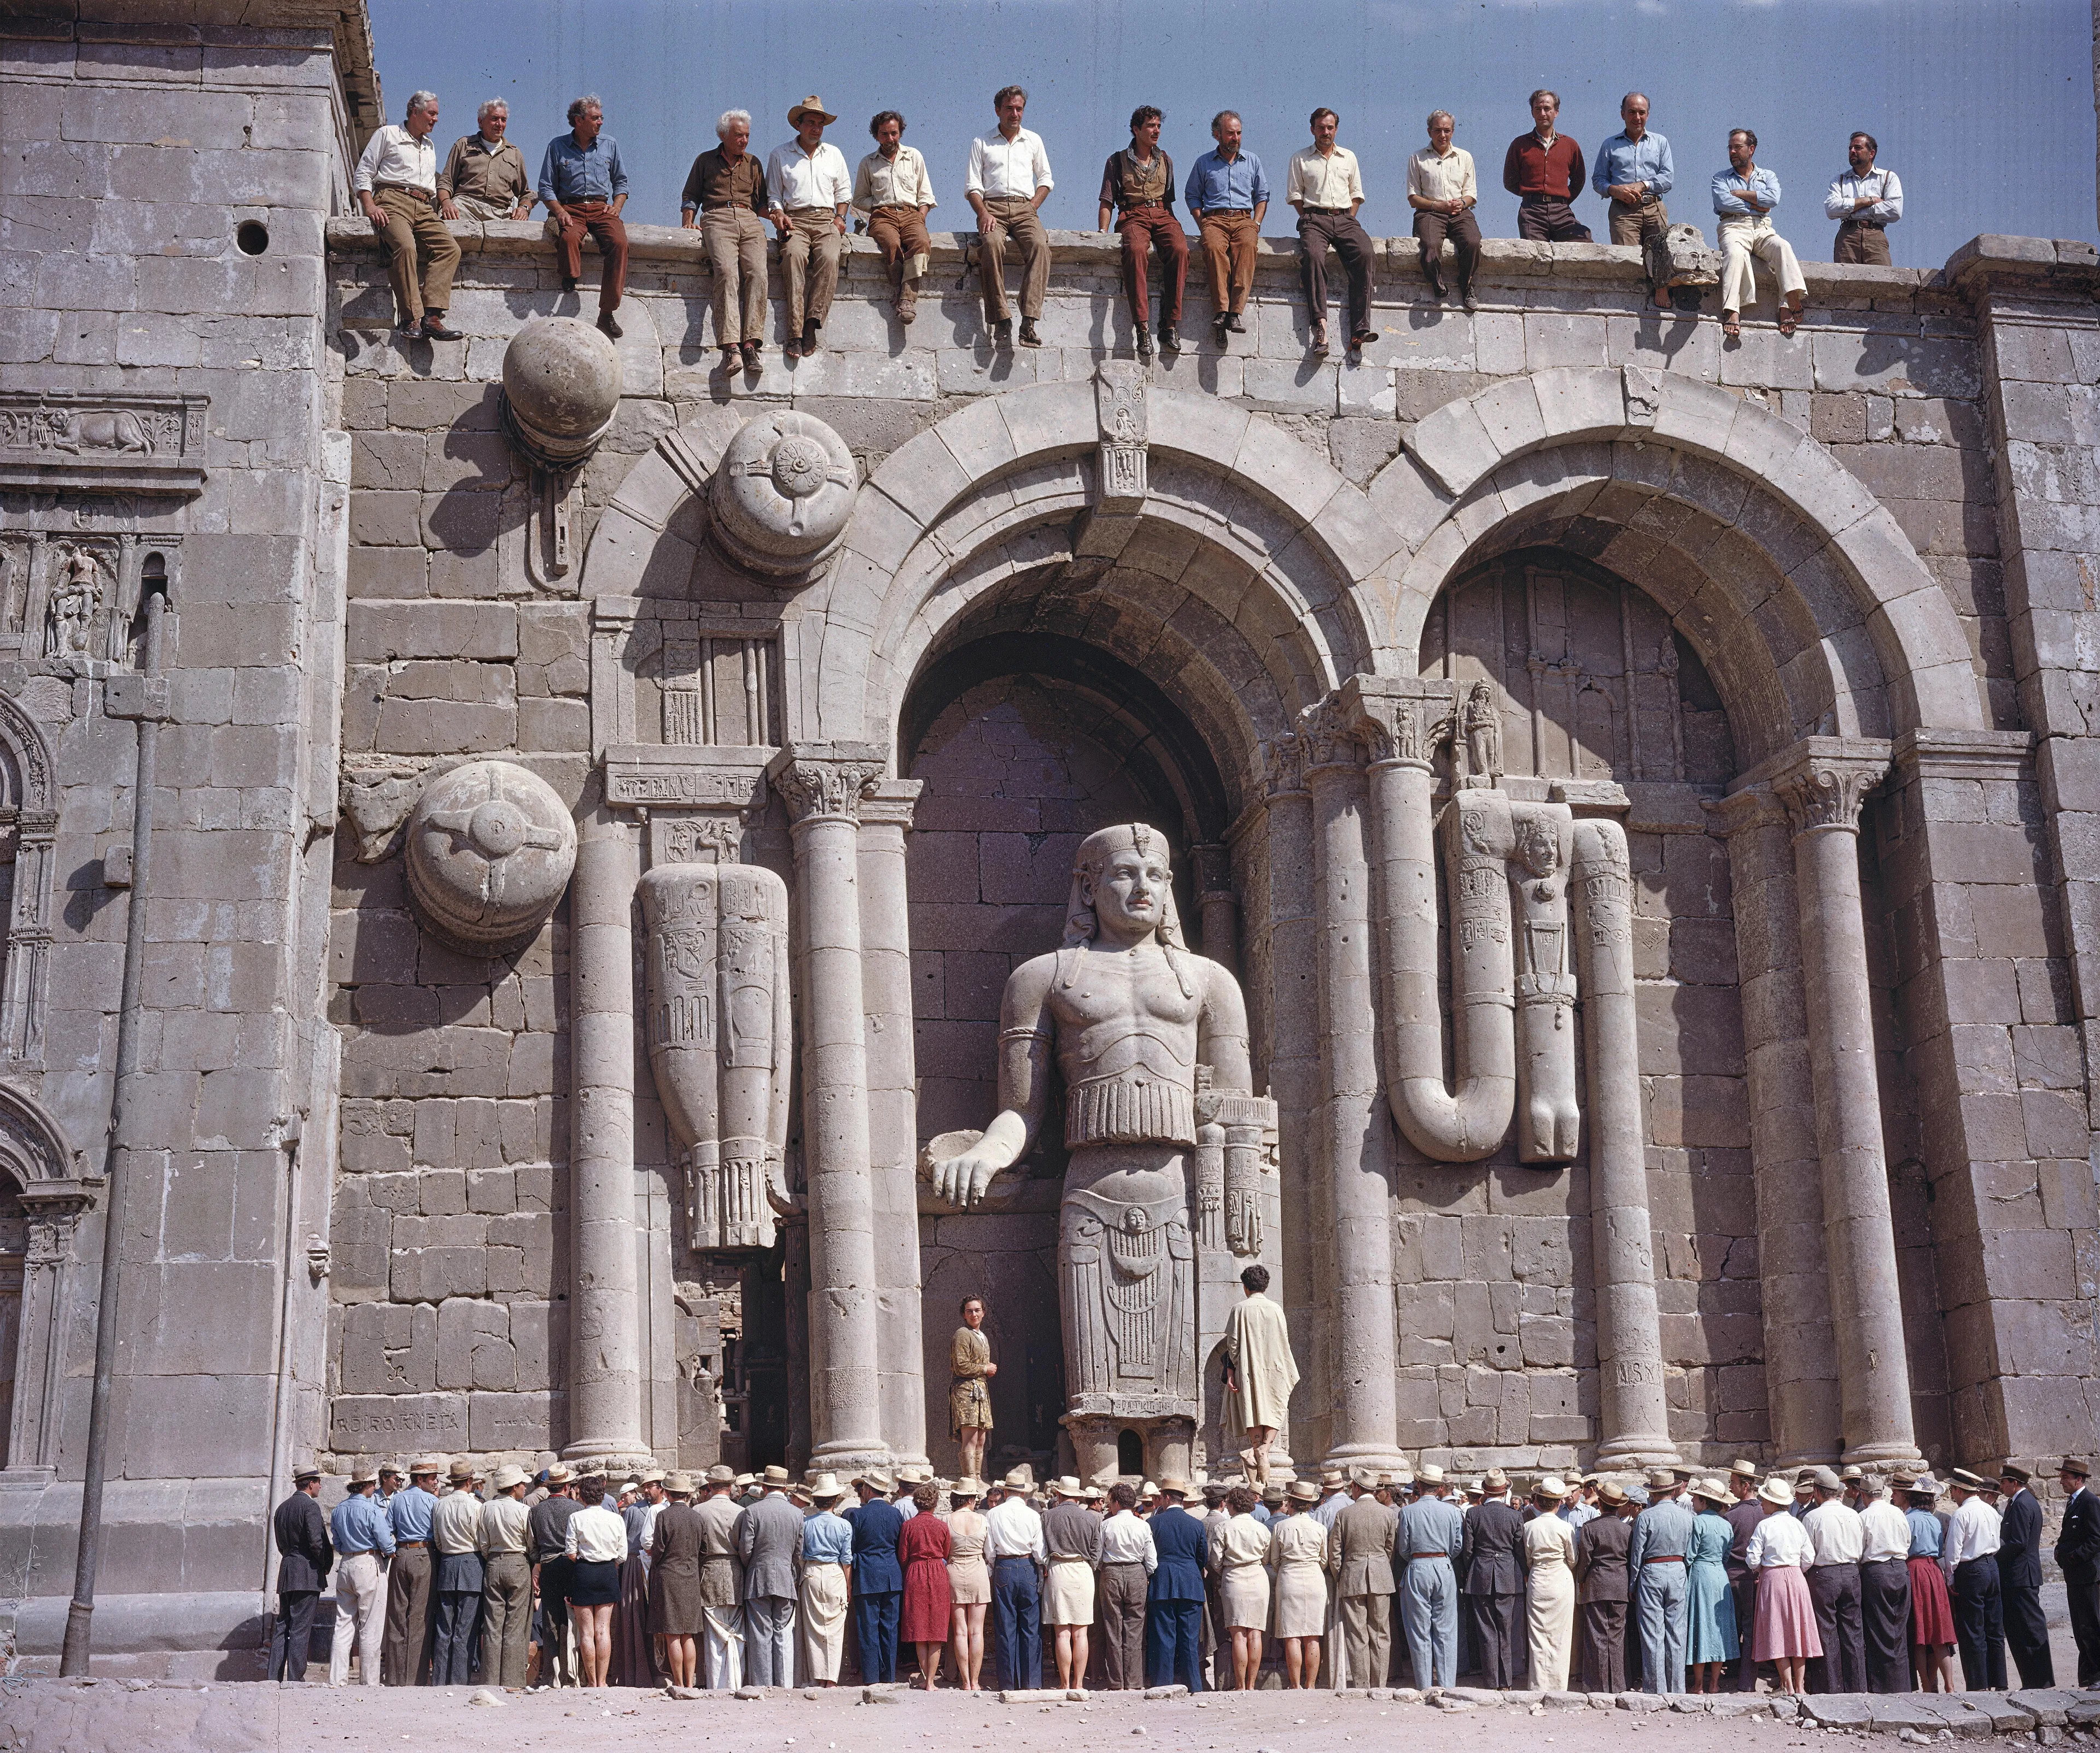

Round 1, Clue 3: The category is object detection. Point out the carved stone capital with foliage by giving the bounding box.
[1771,743,1887,838]
[772,741,885,827]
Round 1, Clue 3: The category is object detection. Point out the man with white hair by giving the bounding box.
[439,100,532,221]
[536,94,630,339]
[352,90,463,341]
[681,109,770,373]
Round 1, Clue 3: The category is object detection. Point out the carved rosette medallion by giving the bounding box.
[708,411,859,578]
[404,760,578,953]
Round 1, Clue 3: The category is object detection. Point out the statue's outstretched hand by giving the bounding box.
[921,1127,1013,1211]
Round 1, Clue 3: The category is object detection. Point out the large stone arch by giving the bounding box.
[1366,366,1986,755]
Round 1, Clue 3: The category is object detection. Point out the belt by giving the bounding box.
[993,1553,1036,1564]
[700,202,752,212]
[1862,1556,1903,1564]
[1840,217,1887,229]
[374,183,434,202]
[783,206,836,216]
[1301,206,1350,215]
[1641,1555,1685,1564]
[1408,1551,1452,1560]
[1519,192,1571,201]
[395,1539,429,1548]
[1049,1553,1092,1562]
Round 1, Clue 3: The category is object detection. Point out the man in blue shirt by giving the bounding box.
[1400,1466,1465,1690]
[1711,127,1805,340]
[1185,110,1269,349]
[328,1463,395,1685]
[1629,1467,1699,1693]
[381,1457,439,1685]
[537,94,630,338]
[1593,92,1674,302]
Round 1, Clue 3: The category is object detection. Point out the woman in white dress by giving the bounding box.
[1267,1479,1329,1688]
[1211,1483,1272,1689]
[1523,1476,1578,1692]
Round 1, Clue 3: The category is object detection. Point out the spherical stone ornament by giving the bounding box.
[708,410,859,578]
[405,759,578,953]
[499,316,622,470]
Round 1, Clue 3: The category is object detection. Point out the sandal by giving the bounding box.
[1777,306,1800,337]
[1721,314,1741,341]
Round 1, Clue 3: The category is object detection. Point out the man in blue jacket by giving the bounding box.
[846,1470,905,1683]
[1145,1477,1208,1691]
[1997,1463,2053,1687]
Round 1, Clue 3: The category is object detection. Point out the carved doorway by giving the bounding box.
[0,1176,21,1466]
[900,631,1232,1477]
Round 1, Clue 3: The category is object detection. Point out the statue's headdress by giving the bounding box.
[1060,822,1193,996]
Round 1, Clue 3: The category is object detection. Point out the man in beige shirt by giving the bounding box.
[768,96,854,359]
[1285,107,1374,357]
[1407,110,1479,311]
[438,100,532,221]
[477,1463,534,1687]
[853,110,936,324]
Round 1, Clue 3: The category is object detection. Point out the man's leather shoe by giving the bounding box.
[1226,312,1246,334]
[1308,325,1329,357]
[561,276,578,293]
[420,315,462,341]
[596,311,621,340]
[993,318,1013,349]
[1018,318,1041,347]
[1462,290,1479,313]
[1212,315,1230,349]
[1158,322,1180,357]
[1135,330,1154,361]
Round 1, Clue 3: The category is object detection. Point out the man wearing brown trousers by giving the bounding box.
[1185,110,1268,349]
[352,90,462,341]
[1098,105,1186,360]
[1407,110,1480,311]
[537,95,630,339]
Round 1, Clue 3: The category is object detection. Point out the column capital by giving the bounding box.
[1769,738,1891,838]
[1338,673,1447,771]
[1191,840,1235,898]
[771,742,886,826]
[858,776,924,832]
[1258,728,1307,800]
[1297,692,1366,780]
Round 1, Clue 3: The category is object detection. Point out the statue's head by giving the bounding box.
[1063,822,1188,952]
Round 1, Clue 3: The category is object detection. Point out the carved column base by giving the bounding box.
[1063,1412,1193,1487]
[1592,1433,1680,1469]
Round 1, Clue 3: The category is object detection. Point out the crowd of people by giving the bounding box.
[350,84,1905,364]
[269,1439,2100,1698]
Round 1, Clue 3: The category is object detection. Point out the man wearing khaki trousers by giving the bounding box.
[352,90,462,341]
[681,110,771,374]
[767,97,853,360]
[966,84,1054,349]
[1330,1470,1398,1688]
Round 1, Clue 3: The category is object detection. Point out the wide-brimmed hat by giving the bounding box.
[448,1460,480,1484]
[378,1461,405,1477]
[1140,1480,1161,1499]
[1950,1468,1989,1491]
[1350,1466,1381,1490]
[544,1463,574,1485]
[1156,1477,1190,1498]
[1051,1475,1086,1498]
[1758,1477,1795,1507]
[858,1470,895,1494]
[1084,1485,1105,1501]
[1840,1464,1864,1482]
[807,1471,845,1502]
[664,1470,696,1496]
[1288,1480,1319,1503]
[1730,1458,1759,1479]
[761,1465,792,1486]
[1318,1467,1346,1487]
[1909,1475,1942,1498]
[639,1468,667,1486]
[293,1462,323,1483]
[1535,1476,1567,1499]
[1003,1467,1033,1491]
[492,1463,529,1491]
[410,1457,443,1477]
[1670,1463,1696,1481]
[1417,1463,1446,1486]
[1644,1467,1676,1490]
[2063,1458,2093,1479]
[349,1463,381,1487]
[948,1475,984,1499]
[1598,1481,1628,1507]
[788,94,838,127]
[705,1463,737,1486]
[1689,1477,1729,1505]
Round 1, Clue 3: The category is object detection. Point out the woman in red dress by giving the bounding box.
[897,1481,953,1690]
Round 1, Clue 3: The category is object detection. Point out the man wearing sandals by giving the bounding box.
[1712,128,1806,340]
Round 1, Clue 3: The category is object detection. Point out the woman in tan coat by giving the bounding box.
[648,1474,705,1691]
[950,1296,995,1486]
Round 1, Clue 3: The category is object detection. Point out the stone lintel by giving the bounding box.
[1892,726,2037,784]
[603,743,771,814]
[858,777,923,832]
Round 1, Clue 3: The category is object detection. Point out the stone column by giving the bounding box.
[1193,842,1240,978]
[567,798,649,1466]
[859,778,929,1469]
[1772,740,1921,1468]
[1300,694,1401,1470]
[773,743,891,1472]
[1569,818,1677,1466]
[1712,785,1840,1464]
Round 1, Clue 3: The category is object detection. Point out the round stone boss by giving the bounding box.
[499,315,622,470]
[708,409,859,577]
[405,759,578,953]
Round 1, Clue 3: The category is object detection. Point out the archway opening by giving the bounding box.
[903,629,1234,1479]
[1117,1428,1144,1477]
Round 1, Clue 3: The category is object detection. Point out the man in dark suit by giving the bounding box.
[1997,1463,2053,1687]
[270,1463,334,1682]
[1144,1478,1208,1691]
[1574,1482,1635,1693]
[845,1471,905,1684]
[2056,1458,2100,1686]
[1723,1463,1766,1691]
[1459,1467,1527,1687]
[1329,1468,1397,1687]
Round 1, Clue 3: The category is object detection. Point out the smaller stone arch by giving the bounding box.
[0,688,60,1067]
[0,1079,85,1474]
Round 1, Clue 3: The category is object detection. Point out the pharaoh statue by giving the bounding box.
[931,824,1271,1483]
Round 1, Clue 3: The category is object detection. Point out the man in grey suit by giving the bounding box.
[739,1464,806,1685]
[1401,1463,1466,1688]
[1328,1467,1397,1687]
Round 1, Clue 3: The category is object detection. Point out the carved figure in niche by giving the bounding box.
[45,549,99,658]
[639,862,792,1250]
[931,825,1274,1468]
[1459,678,1503,788]
[1508,804,1579,1163]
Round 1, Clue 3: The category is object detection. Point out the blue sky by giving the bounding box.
[370,0,2093,270]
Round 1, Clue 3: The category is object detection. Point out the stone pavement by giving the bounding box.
[7,1678,2100,1753]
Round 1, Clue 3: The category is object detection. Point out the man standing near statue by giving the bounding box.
[933,823,1281,1487]
[1224,1263,1298,1483]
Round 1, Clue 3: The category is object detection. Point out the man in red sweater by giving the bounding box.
[1502,89,1592,243]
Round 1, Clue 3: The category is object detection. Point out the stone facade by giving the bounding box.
[3,0,2100,1675]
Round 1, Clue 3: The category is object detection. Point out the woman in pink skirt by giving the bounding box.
[1900,1474,1958,1691]
[1743,1476,1821,1694]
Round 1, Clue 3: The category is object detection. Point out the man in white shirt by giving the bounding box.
[854,110,936,324]
[1943,1468,2007,1691]
[984,1466,1047,1688]
[768,97,853,360]
[1856,1479,1913,1693]
[1825,131,1903,265]
[1096,1481,1157,1691]
[1801,1466,1868,1691]
[1285,107,1374,358]
[352,90,463,341]
[1407,110,1479,311]
[965,85,1053,349]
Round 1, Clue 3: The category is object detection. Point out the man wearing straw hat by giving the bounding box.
[329,1462,394,1685]
[1044,1476,1102,1688]
[1574,1480,1634,1693]
[740,1465,805,1686]
[1330,1467,1397,1689]
[479,1463,534,1688]
[430,1459,488,1685]
[1144,1477,1208,1691]
[1856,1471,1914,1694]
[984,1464,1046,1689]
[1401,1464,1463,1689]
[382,1457,442,1685]
[799,1474,855,1685]
[696,1464,749,1688]
[1629,1466,1696,1694]
[1460,1468,1525,1687]
[849,1470,907,1684]
[528,1463,580,1687]
[1722,1461,1764,1691]
[767,96,852,360]
[1802,1465,1867,1693]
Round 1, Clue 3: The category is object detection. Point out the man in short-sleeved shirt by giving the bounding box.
[1408,109,1479,309]
[1286,106,1374,356]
